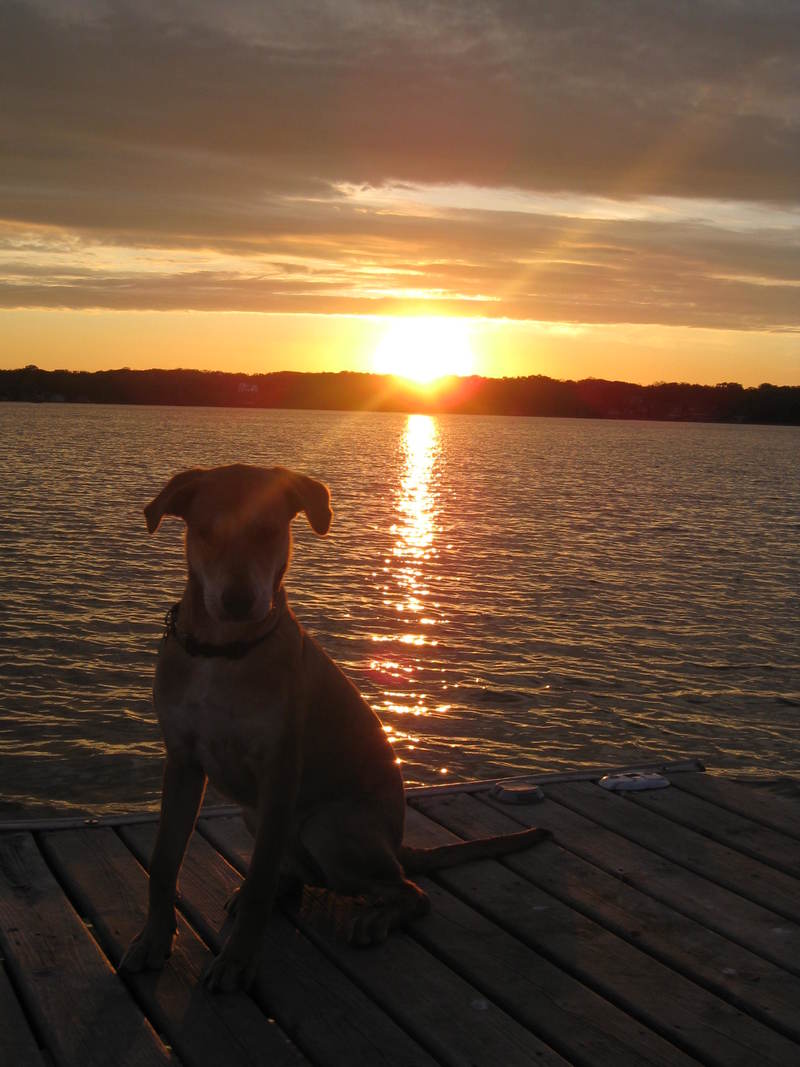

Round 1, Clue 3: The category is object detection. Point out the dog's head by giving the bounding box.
[145,464,332,624]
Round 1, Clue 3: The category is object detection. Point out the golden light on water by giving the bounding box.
[392,414,440,629]
[370,413,448,761]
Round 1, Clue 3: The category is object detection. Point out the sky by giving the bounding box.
[1,0,799,385]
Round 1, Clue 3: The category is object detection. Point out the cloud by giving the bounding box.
[4,0,800,223]
[2,1,799,331]
[2,202,799,330]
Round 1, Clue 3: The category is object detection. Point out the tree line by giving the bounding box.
[1,365,798,424]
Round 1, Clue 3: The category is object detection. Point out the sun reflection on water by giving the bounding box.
[391,413,440,638]
[370,414,449,764]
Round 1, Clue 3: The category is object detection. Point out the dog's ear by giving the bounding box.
[283,470,333,536]
[144,468,206,534]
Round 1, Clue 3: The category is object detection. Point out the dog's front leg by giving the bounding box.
[203,741,300,993]
[120,755,207,972]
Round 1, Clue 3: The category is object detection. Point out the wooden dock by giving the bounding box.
[2,761,800,1066]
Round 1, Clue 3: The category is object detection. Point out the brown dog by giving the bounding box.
[120,464,546,992]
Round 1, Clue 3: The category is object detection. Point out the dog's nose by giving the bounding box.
[221,586,256,620]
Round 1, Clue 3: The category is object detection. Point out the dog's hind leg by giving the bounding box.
[346,875,430,946]
[297,799,430,945]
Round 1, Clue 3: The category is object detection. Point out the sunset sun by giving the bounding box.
[371,317,476,384]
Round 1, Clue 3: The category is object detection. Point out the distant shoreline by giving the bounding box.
[2,366,798,425]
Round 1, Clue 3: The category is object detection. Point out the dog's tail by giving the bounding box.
[398,826,550,873]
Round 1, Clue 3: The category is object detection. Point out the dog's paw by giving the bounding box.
[119,920,177,973]
[202,940,260,994]
[347,904,394,947]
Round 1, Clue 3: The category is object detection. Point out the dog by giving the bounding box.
[120,464,547,992]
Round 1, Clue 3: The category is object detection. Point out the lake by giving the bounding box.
[1,402,798,818]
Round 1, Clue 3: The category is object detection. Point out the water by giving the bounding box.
[1,402,798,818]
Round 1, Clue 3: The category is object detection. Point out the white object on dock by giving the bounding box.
[598,770,671,792]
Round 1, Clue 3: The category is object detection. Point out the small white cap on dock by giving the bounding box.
[598,771,670,792]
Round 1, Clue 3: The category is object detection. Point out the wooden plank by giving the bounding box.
[408,878,699,1067]
[0,964,47,1067]
[429,792,800,1045]
[400,818,701,1066]
[630,783,800,878]
[544,780,800,924]
[123,820,439,1067]
[197,816,253,869]
[476,790,800,1043]
[413,794,800,1067]
[200,816,569,1067]
[486,784,800,980]
[0,831,171,1067]
[669,773,800,842]
[41,827,305,1067]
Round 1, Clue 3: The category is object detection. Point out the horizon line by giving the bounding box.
[6,364,798,391]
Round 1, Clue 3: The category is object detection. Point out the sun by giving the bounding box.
[371,316,476,384]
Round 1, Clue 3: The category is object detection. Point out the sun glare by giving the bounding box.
[371,317,476,384]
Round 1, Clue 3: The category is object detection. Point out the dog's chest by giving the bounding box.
[155,654,287,805]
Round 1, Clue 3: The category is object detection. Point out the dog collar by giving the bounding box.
[163,600,283,659]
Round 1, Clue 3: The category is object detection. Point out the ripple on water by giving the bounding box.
[1,404,799,816]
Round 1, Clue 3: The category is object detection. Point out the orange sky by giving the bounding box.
[3,308,798,387]
[2,3,799,386]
